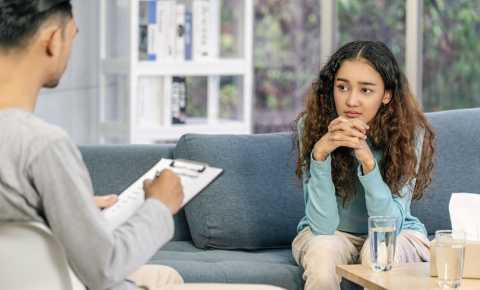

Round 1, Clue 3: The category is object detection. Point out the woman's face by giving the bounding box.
[333,58,391,124]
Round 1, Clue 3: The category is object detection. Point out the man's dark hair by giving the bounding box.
[0,0,72,50]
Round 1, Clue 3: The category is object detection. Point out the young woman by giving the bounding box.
[292,40,435,290]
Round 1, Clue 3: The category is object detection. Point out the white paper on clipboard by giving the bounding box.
[102,158,222,229]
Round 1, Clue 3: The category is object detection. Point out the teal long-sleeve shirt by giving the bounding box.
[296,118,427,236]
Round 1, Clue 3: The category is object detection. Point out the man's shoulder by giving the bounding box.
[0,109,75,169]
[2,109,71,150]
[18,111,69,143]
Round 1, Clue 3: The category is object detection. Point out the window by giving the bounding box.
[37,2,480,144]
[337,0,406,68]
[422,0,480,111]
[254,0,321,133]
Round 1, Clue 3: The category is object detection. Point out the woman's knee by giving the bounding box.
[394,230,430,263]
[359,238,371,266]
[360,231,430,266]
[303,234,357,268]
[293,229,349,265]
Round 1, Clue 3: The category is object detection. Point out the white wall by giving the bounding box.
[36,0,98,145]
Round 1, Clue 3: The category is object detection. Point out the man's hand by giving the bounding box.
[143,169,184,215]
[94,194,118,209]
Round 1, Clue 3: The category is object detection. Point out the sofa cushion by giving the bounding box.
[174,133,304,250]
[151,241,361,290]
[411,108,480,234]
[151,241,303,290]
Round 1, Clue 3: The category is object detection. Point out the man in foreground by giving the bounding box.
[0,1,283,290]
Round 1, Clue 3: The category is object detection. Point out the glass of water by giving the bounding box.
[435,230,466,289]
[368,216,397,272]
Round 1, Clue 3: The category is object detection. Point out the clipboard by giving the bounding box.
[102,158,223,229]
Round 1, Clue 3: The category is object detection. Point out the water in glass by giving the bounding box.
[435,230,465,289]
[370,225,396,271]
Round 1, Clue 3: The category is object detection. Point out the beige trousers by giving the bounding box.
[129,265,286,290]
[291,227,430,290]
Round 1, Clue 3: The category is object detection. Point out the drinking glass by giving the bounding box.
[435,230,466,289]
[368,216,397,272]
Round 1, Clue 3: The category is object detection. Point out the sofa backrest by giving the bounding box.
[79,108,480,244]
[169,108,480,244]
[79,145,191,241]
[412,108,480,234]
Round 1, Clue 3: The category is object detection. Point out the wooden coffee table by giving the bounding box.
[336,262,480,290]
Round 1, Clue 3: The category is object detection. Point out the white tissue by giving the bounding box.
[449,193,480,241]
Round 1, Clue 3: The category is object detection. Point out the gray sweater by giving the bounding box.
[0,109,174,290]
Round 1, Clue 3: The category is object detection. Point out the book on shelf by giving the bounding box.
[156,0,176,58]
[193,0,219,59]
[175,3,186,60]
[184,9,193,60]
[139,0,158,61]
[138,0,219,62]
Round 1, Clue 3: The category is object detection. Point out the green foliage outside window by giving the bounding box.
[423,0,480,111]
[337,0,406,67]
[254,0,321,132]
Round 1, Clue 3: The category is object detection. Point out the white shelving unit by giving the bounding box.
[96,0,254,144]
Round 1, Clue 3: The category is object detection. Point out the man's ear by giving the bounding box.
[40,25,63,58]
[382,90,392,104]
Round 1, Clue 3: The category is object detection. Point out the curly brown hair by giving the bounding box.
[295,41,435,204]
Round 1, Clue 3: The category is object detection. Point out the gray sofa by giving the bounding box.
[80,108,480,290]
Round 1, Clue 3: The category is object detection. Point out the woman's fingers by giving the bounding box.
[329,117,368,132]
[349,118,369,133]
[329,121,367,140]
[329,132,363,149]
[334,140,362,149]
[327,117,342,131]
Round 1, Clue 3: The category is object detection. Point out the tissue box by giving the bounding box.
[430,240,480,278]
